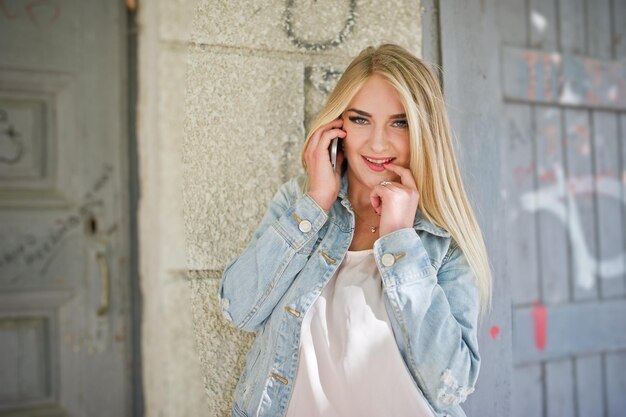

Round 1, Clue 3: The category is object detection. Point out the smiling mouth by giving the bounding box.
[363,156,395,166]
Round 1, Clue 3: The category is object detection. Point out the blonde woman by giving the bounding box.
[218,43,492,417]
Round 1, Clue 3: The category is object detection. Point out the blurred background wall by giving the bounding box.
[0,0,625,416]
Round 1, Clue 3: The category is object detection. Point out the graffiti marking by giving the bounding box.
[0,108,24,165]
[283,0,357,51]
[520,162,626,290]
[0,0,60,27]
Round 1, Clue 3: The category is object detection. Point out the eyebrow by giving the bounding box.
[346,108,406,119]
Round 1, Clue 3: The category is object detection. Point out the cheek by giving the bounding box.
[343,128,365,150]
[343,140,358,157]
[395,138,411,163]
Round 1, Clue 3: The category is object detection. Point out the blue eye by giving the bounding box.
[392,120,408,128]
[349,116,368,125]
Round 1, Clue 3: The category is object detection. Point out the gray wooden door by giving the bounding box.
[0,1,132,416]
[432,0,626,414]
[497,0,626,416]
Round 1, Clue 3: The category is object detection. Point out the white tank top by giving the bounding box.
[284,249,436,417]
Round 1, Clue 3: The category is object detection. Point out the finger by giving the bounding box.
[369,194,382,215]
[369,187,390,215]
[305,121,343,162]
[314,131,346,166]
[304,131,321,163]
[325,118,344,128]
[383,163,417,189]
[317,128,346,151]
[316,119,344,144]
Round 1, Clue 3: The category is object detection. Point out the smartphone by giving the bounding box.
[330,137,339,172]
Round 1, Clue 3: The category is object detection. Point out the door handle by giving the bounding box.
[96,251,109,316]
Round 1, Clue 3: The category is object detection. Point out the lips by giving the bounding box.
[362,155,395,172]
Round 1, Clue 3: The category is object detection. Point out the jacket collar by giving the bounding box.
[337,168,451,238]
[412,211,451,237]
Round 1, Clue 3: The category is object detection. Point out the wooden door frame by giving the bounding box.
[126,5,144,417]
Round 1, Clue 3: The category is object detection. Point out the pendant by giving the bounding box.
[370,226,377,233]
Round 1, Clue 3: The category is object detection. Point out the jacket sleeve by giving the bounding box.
[373,227,481,413]
[217,176,329,332]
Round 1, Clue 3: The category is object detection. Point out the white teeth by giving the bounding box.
[365,157,393,164]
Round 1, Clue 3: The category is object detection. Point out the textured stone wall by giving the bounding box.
[140,1,423,416]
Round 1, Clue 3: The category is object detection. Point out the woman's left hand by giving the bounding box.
[369,163,420,237]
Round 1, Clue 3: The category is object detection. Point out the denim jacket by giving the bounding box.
[218,170,481,417]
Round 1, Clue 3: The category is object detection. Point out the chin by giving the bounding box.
[361,172,398,188]
[347,161,403,188]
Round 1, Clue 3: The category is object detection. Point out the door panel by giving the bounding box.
[0,1,131,416]
[437,0,626,414]
[498,0,626,415]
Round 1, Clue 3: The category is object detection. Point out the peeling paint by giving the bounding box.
[560,81,583,105]
[530,10,548,33]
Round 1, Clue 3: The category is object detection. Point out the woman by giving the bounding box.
[218,43,492,417]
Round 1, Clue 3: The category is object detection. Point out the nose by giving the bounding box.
[369,126,389,154]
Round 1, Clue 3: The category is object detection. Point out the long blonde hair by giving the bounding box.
[300,43,493,318]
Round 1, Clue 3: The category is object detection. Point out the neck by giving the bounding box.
[346,171,378,218]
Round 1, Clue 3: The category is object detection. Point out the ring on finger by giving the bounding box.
[380,181,392,187]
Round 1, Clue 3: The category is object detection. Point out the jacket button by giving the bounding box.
[381,253,395,267]
[299,219,312,233]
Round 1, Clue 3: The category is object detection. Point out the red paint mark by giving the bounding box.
[586,90,599,105]
[26,0,60,27]
[115,324,128,342]
[568,181,577,193]
[574,124,589,139]
[514,162,535,184]
[489,325,500,340]
[523,51,539,101]
[538,169,556,183]
[0,0,19,19]
[532,300,547,351]
[0,0,60,25]
[543,126,559,154]
[543,57,555,102]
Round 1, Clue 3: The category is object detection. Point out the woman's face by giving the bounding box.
[341,73,411,191]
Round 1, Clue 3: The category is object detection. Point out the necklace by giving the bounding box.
[352,206,379,233]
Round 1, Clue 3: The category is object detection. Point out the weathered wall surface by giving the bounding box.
[175,1,422,416]
[137,2,208,417]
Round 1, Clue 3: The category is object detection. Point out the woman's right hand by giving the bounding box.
[304,118,346,212]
